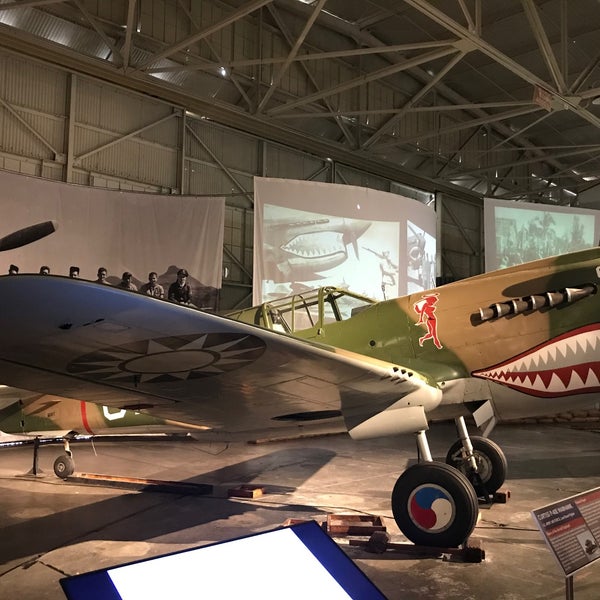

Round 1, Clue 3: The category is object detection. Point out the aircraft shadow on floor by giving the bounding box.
[0,445,337,565]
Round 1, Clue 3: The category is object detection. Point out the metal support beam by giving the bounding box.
[363,51,466,150]
[306,163,330,181]
[442,199,480,257]
[0,23,482,201]
[404,0,600,129]
[224,244,253,280]
[271,101,534,119]
[378,106,541,149]
[176,0,253,111]
[258,0,326,112]
[0,0,66,10]
[435,126,480,178]
[265,3,355,146]
[121,0,137,71]
[136,0,273,72]
[64,73,76,182]
[0,94,61,157]
[145,40,458,74]
[267,46,460,116]
[560,0,568,86]
[444,145,600,178]
[73,0,124,66]
[76,112,177,162]
[178,109,186,194]
[521,0,566,92]
[457,0,475,32]
[570,51,600,94]
[489,111,553,151]
[490,151,524,195]
[186,123,254,206]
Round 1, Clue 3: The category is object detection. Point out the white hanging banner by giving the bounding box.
[0,170,225,309]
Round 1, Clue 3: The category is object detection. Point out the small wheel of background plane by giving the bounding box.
[53,454,75,479]
[391,461,479,547]
[446,436,507,497]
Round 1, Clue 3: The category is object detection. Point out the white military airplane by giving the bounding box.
[1,222,599,548]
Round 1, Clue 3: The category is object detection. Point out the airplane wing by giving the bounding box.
[0,276,441,440]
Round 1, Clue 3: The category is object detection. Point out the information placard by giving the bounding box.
[532,487,600,576]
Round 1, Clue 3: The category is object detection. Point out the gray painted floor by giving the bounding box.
[1,421,600,599]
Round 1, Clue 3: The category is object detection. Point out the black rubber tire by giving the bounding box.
[445,436,507,497]
[53,454,75,479]
[391,461,479,547]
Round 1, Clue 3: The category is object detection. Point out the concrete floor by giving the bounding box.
[1,421,600,600]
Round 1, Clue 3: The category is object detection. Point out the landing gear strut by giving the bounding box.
[391,430,479,547]
[446,417,507,498]
[53,438,75,479]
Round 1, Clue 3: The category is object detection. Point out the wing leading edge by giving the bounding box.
[0,276,441,440]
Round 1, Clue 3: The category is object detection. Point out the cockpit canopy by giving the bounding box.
[226,287,375,333]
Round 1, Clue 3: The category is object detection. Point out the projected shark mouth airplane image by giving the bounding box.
[282,230,352,261]
[472,324,600,397]
[262,210,372,283]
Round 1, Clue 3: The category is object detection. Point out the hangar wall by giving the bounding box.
[0,48,483,309]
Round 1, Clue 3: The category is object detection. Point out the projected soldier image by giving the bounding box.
[493,207,595,270]
[407,222,436,293]
[364,246,398,299]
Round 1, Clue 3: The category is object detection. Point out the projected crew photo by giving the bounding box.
[485,198,597,271]
[0,170,225,310]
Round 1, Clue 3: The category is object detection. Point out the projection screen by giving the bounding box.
[484,197,599,272]
[254,178,437,304]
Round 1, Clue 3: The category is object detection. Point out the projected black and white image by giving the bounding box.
[407,222,436,293]
[262,204,399,300]
[494,206,595,270]
[254,178,438,303]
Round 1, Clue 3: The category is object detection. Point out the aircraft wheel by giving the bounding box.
[391,461,478,547]
[446,436,507,497]
[53,454,75,479]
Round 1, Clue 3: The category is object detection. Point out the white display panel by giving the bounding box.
[484,197,599,272]
[60,521,387,600]
[254,177,437,303]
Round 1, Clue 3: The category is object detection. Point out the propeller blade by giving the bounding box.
[0,221,58,252]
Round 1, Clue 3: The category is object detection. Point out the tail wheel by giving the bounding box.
[391,461,478,547]
[53,454,75,479]
[446,436,507,497]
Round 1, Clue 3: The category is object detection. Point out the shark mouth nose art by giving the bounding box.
[472,324,600,398]
[282,231,346,259]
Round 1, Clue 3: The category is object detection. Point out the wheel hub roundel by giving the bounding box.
[408,484,456,533]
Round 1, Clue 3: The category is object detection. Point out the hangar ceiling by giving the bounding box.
[0,0,599,206]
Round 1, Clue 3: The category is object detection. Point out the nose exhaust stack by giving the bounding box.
[475,284,596,323]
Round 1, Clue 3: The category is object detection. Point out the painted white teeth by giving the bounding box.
[585,368,600,387]
[569,370,586,390]
[474,328,600,394]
